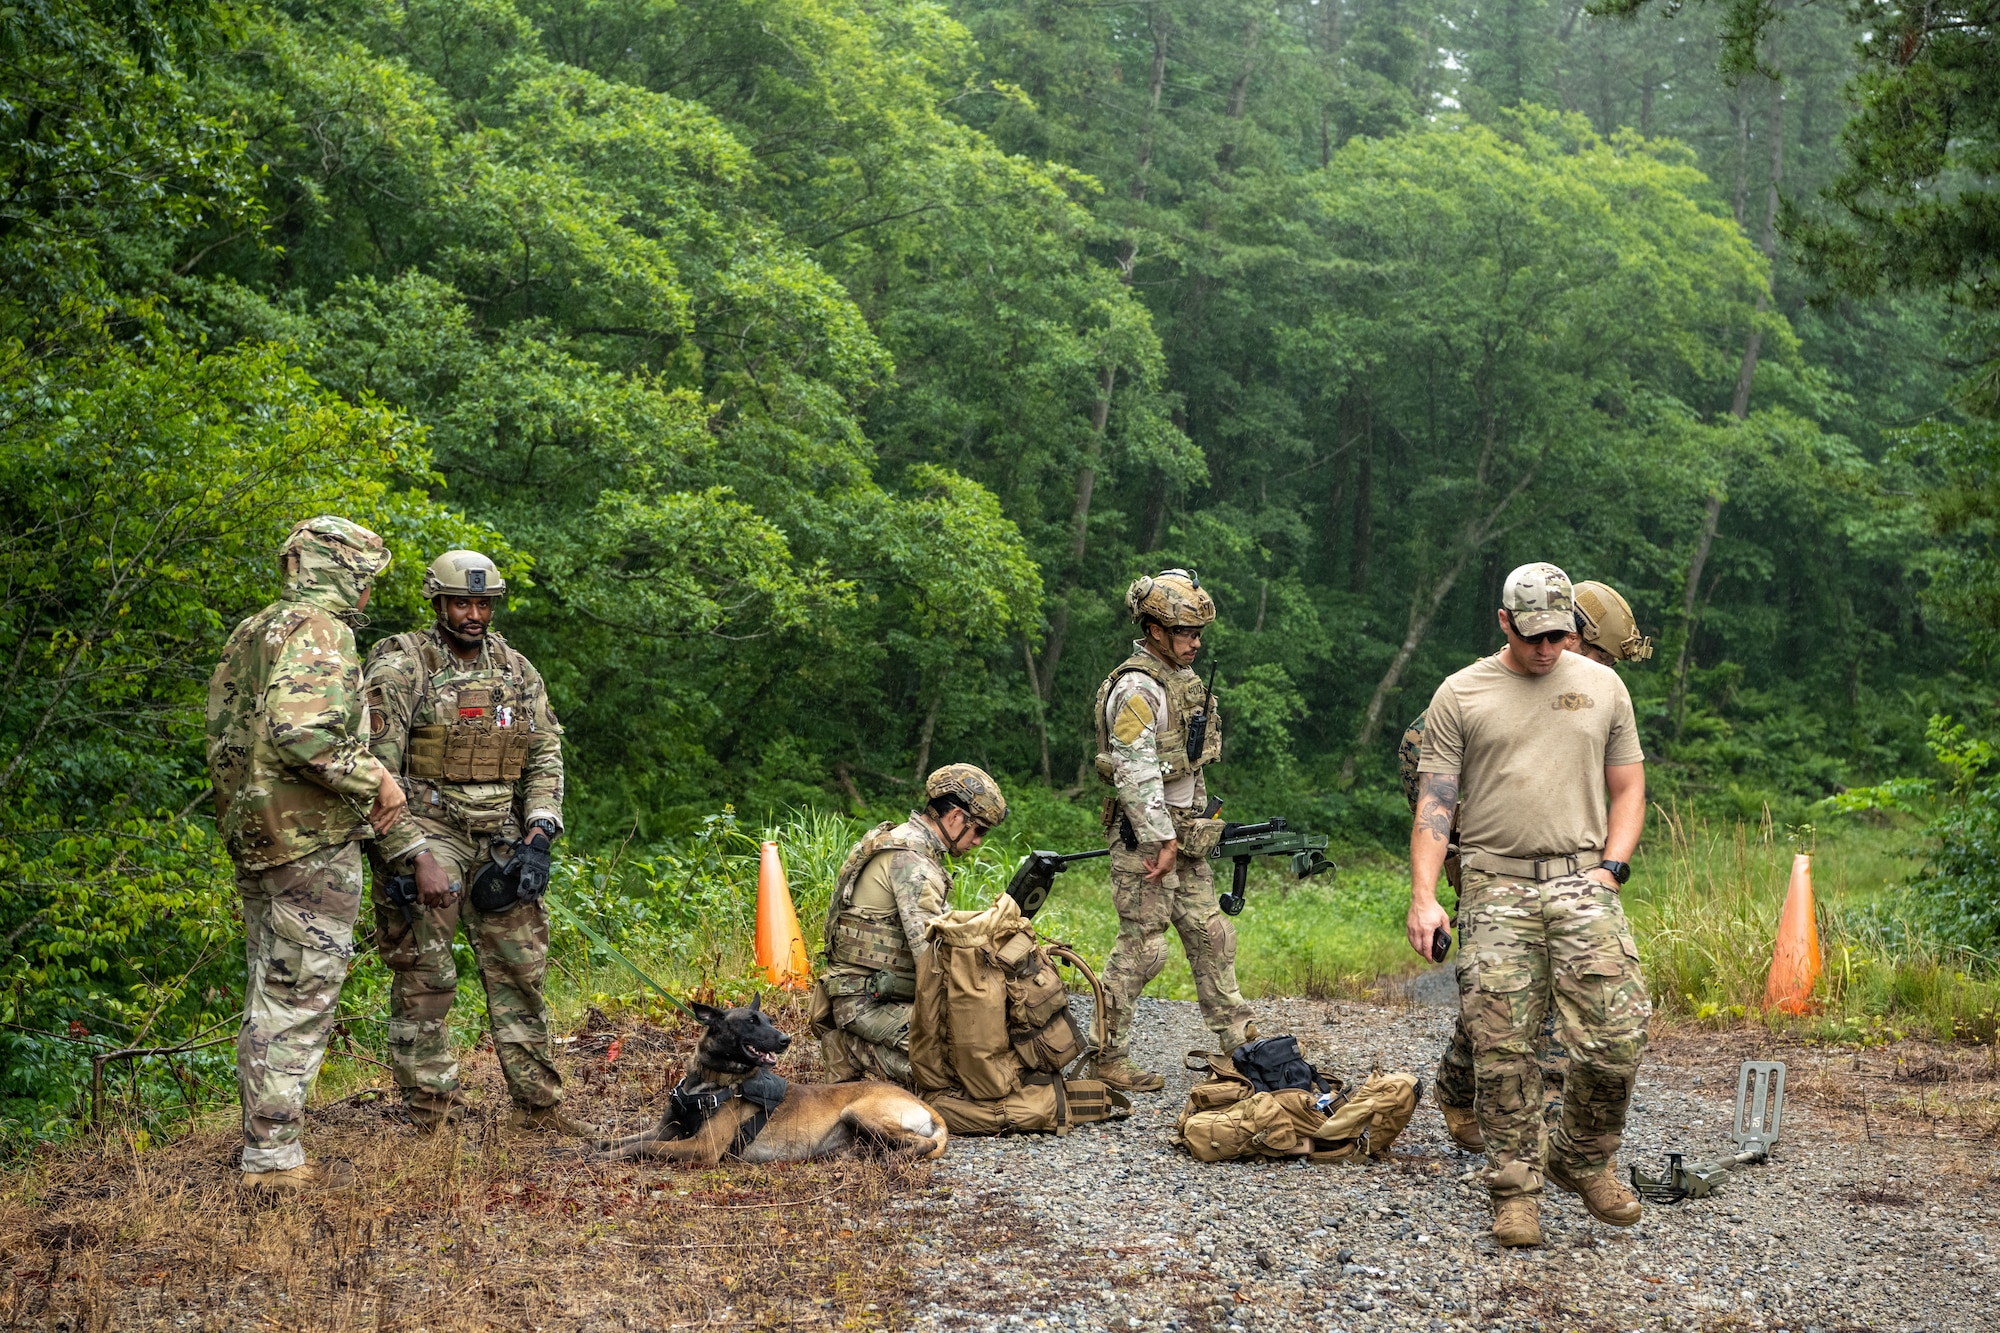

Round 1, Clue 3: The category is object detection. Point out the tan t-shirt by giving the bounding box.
[1415,651,1643,860]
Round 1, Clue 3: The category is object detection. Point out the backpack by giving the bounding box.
[1173,1046,1422,1164]
[910,895,1130,1136]
[1232,1035,1334,1093]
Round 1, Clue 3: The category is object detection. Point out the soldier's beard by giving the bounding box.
[440,620,486,652]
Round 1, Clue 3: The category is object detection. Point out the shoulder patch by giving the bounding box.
[1112,693,1156,744]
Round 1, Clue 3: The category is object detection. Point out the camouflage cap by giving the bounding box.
[926,763,1008,828]
[1500,562,1574,637]
[1126,568,1216,628]
[281,516,391,582]
[1573,580,1653,662]
[423,550,508,601]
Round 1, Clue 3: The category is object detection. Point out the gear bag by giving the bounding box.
[1232,1035,1334,1093]
[909,894,1129,1136]
[1173,1048,1421,1164]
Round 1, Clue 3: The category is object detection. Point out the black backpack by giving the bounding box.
[1231,1035,1333,1094]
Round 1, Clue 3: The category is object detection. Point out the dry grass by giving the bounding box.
[0,997,951,1331]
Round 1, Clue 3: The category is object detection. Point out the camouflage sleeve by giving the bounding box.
[515,652,564,831]
[887,850,952,961]
[265,611,386,806]
[363,644,427,864]
[1105,673,1175,843]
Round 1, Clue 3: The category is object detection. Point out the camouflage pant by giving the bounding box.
[235,840,363,1172]
[819,994,914,1087]
[1458,869,1650,1198]
[1100,839,1253,1057]
[372,820,562,1114]
[1436,896,1568,1109]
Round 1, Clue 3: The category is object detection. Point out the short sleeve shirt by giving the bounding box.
[1415,651,1643,860]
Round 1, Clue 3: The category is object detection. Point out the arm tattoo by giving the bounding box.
[1415,773,1460,843]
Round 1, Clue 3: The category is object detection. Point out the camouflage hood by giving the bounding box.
[280,516,391,626]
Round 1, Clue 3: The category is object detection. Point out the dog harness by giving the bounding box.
[666,1067,789,1157]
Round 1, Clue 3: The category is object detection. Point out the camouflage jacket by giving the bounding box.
[365,623,564,862]
[206,589,406,873]
[1098,642,1219,843]
[822,816,954,978]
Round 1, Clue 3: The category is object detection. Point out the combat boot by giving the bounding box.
[1545,1158,1642,1226]
[1490,1194,1542,1248]
[1212,1021,1260,1053]
[507,1103,602,1138]
[238,1161,357,1196]
[1439,1100,1485,1153]
[407,1102,471,1135]
[1090,1054,1165,1093]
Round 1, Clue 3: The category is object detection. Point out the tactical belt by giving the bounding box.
[1460,850,1603,882]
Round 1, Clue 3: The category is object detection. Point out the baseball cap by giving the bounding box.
[1501,562,1576,637]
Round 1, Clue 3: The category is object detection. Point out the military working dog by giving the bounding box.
[594,995,950,1164]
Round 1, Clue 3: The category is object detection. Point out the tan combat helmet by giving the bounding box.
[1125,568,1216,628]
[926,763,1009,828]
[423,550,508,601]
[1572,580,1654,662]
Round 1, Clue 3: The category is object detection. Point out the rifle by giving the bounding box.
[1006,847,1111,919]
[1210,818,1333,915]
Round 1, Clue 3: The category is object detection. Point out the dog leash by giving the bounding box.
[548,897,702,1021]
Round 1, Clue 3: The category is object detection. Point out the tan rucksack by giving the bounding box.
[910,895,1130,1135]
[1173,1049,1421,1163]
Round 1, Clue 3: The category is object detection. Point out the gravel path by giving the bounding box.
[898,988,2000,1333]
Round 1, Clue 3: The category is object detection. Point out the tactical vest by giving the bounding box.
[820,820,951,987]
[1092,649,1222,787]
[385,630,537,784]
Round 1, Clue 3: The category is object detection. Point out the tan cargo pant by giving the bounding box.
[1100,838,1253,1058]
[1457,869,1650,1199]
[235,840,363,1172]
[371,816,562,1115]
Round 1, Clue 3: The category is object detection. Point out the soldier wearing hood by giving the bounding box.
[206,516,413,1194]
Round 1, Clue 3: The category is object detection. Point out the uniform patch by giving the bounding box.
[1552,692,1596,711]
[1112,694,1155,744]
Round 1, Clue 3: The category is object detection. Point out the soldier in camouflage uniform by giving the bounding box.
[809,765,1008,1086]
[1409,564,1651,1248]
[363,551,590,1136]
[1410,580,1654,1153]
[1087,570,1255,1093]
[206,516,412,1193]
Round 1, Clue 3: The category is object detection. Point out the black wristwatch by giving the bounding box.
[1599,859,1631,885]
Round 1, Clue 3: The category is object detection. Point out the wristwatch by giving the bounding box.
[1599,859,1631,885]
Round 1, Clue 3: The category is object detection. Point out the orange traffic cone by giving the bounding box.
[1763,852,1822,1015]
[754,841,812,991]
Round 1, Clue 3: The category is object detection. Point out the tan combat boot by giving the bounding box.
[1090,1054,1166,1093]
[238,1161,357,1196]
[1490,1194,1542,1248]
[1439,1101,1485,1153]
[507,1103,602,1138]
[1545,1158,1642,1226]
[407,1101,471,1135]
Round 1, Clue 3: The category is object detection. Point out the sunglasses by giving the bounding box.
[1168,625,1205,640]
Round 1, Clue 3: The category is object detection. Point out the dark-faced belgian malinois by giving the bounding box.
[595,995,949,1164]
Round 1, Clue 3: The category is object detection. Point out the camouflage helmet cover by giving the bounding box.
[423,550,509,601]
[1572,580,1653,662]
[926,762,1008,827]
[281,515,391,584]
[1126,568,1216,628]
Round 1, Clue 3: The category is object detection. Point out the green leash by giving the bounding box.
[547,896,701,1020]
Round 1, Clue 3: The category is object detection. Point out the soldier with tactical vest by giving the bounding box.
[810,765,1009,1086]
[206,516,412,1194]
[1407,581,1653,1153]
[1088,570,1256,1093]
[362,551,591,1136]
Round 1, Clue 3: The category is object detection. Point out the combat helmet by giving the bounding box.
[1125,569,1215,628]
[1572,581,1653,662]
[926,763,1008,828]
[423,550,508,601]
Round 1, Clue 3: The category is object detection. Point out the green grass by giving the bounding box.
[1629,806,2000,1044]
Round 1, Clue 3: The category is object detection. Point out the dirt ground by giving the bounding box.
[3,995,1997,1333]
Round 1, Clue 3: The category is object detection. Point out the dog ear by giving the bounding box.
[689,1001,727,1026]
[750,992,762,1013]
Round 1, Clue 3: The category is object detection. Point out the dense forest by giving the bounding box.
[5,0,1999,1134]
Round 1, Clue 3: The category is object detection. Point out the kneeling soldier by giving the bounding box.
[364,551,592,1136]
[811,765,1007,1085]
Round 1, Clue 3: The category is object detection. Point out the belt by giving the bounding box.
[1460,850,1602,882]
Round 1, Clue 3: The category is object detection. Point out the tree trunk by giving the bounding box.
[1037,361,1119,712]
[1673,78,1783,733]
[1024,637,1053,785]
[1339,545,1481,786]
[1349,413,1374,594]
[912,685,943,783]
